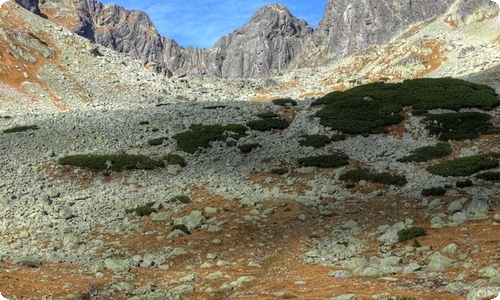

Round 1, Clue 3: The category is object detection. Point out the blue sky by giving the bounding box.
[99,0,327,48]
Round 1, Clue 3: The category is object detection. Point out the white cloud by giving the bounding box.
[492,0,500,7]
[0,0,8,7]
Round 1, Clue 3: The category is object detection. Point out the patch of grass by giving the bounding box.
[256,112,278,119]
[172,124,247,154]
[339,167,407,186]
[397,227,426,242]
[312,78,499,136]
[456,179,473,188]
[475,171,500,181]
[171,224,190,234]
[247,118,290,131]
[427,154,499,177]
[424,112,494,141]
[270,168,288,175]
[170,195,191,203]
[398,143,452,163]
[272,98,297,106]
[297,154,349,168]
[299,135,331,148]
[421,186,446,196]
[59,154,165,172]
[163,153,187,167]
[3,125,39,133]
[148,137,168,146]
[238,143,261,153]
[125,202,156,216]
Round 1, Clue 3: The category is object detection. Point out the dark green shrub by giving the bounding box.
[148,137,168,146]
[272,98,297,106]
[427,154,499,177]
[297,154,349,168]
[339,168,407,186]
[171,224,190,234]
[412,239,421,248]
[475,171,500,181]
[270,168,288,175]
[330,134,347,142]
[125,202,156,216]
[3,125,39,133]
[170,195,191,203]
[299,135,331,148]
[456,179,473,188]
[172,124,247,154]
[421,186,446,196]
[411,109,428,116]
[256,112,278,119]
[59,154,165,172]
[139,121,150,125]
[398,143,452,163]
[238,143,261,153]
[424,112,493,140]
[247,118,290,131]
[163,153,187,167]
[397,227,426,242]
[345,182,356,189]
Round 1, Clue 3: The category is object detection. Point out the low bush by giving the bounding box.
[170,195,191,203]
[171,224,190,234]
[271,168,288,175]
[3,125,39,133]
[475,171,500,181]
[339,167,407,186]
[299,135,331,148]
[456,179,473,188]
[398,143,452,163]
[238,143,261,153]
[424,112,494,141]
[330,134,347,142]
[247,118,290,131]
[148,137,168,146]
[59,154,165,172]
[125,202,156,216]
[427,154,499,177]
[298,154,349,168]
[172,124,247,154]
[256,112,278,119]
[163,153,187,167]
[272,98,297,106]
[421,186,446,196]
[397,227,426,242]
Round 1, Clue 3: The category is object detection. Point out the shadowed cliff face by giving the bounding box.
[17,0,500,78]
[14,0,40,14]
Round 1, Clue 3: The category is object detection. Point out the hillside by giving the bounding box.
[1,1,500,300]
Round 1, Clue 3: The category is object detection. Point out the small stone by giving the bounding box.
[298,214,307,221]
[442,242,459,254]
[16,256,41,268]
[170,284,194,295]
[331,293,357,300]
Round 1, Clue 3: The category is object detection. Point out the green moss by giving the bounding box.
[172,124,247,154]
[272,98,297,106]
[125,202,156,216]
[163,153,187,167]
[427,154,499,177]
[59,154,165,172]
[398,143,452,163]
[247,118,290,131]
[238,143,261,153]
[3,125,39,133]
[421,186,446,196]
[297,154,349,168]
[397,227,426,242]
[299,135,332,148]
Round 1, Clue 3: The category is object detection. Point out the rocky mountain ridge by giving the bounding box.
[15,0,500,78]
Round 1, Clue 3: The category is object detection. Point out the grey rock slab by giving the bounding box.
[426,252,454,272]
[442,242,459,254]
[331,294,357,300]
[467,286,500,300]
[206,271,226,280]
[170,284,194,295]
[444,282,472,294]
[179,273,201,283]
[478,267,500,278]
[104,258,130,273]
[328,270,352,279]
[15,255,41,267]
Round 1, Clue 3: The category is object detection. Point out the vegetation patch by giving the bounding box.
[59,154,165,172]
[170,195,191,203]
[397,227,426,242]
[256,112,279,119]
[272,98,297,106]
[424,112,494,140]
[163,153,187,167]
[270,168,288,175]
[125,202,156,216]
[339,167,407,186]
[148,137,168,146]
[299,135,332,148]
[172,124,247,154]
[475,171,500,181]
[456,179,473,188]
[398,143,452,163]
[3,125,39,133]
[238,143,261,153]
[312,78,499,136]
[421,186,446,196]
[297,154,349,168]
[247,118,290,131]
[171,224,190,234]
[427,154,499,177]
